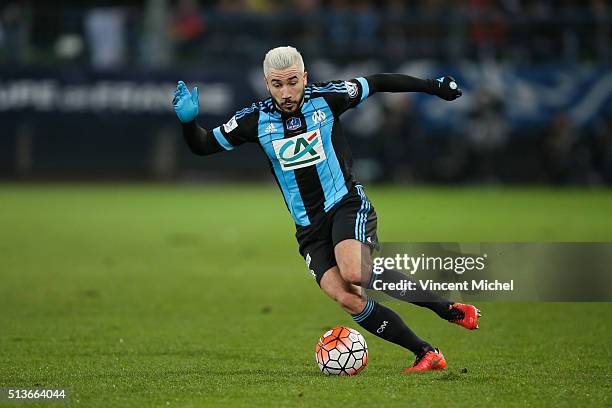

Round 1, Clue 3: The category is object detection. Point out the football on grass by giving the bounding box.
[315,326,368,376]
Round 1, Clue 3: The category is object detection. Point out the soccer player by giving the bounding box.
[173,46,481,373]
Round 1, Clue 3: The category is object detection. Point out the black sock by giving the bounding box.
[368,268,454,320]
[352,297,434,356]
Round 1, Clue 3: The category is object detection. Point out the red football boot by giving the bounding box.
[404,349,447,373]
[448,303,481,330]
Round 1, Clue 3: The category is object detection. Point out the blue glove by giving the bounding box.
[173,80,199,123]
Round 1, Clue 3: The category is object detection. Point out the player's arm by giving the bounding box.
[173,80,256,156]
[322,75,462,117]
[180,120,225,156]
[173,81,225,156]
[365,74,462,101]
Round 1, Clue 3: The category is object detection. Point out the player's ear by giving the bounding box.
[303,71,308,85]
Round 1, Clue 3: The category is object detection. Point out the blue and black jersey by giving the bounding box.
[196,77,371,227]
[181,73,448,227]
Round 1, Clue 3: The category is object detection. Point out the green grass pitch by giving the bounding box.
[1,184,611,407]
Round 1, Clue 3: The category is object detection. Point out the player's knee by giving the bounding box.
[337,265,362,285]
[334,291,365,315]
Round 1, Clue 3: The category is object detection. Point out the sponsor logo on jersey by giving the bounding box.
[223,115,238,133]
[344,81,358,98]
[312,109,326,125]
[265,123,277,133]
[272,128,326,171]
[286,117,302,131]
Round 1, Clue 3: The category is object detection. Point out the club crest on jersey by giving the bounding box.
[344,81,358,98]
[286,117,302,131]
[312,109,326,125]
[272,129,326,171]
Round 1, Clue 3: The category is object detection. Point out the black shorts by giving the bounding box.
[295,183,379,286]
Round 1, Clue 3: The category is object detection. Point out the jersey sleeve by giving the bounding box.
[210,107,259,151]
[311,77,371,117]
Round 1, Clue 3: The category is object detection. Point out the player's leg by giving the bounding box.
[299,235,430,349]
[334,184,480,329]
[297,215,445,370]
[317,266,364,314]
[332,240,447,371]
[318,265,439,362]
[366,258,481,329]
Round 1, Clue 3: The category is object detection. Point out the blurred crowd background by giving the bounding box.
[1,0,611,184]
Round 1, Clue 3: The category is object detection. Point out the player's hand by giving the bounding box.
[429,76,462,101]
[173,80,199,123]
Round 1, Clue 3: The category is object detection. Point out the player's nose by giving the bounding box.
[281,87,292,99]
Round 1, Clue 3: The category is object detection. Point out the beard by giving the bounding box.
[273,90,305,113]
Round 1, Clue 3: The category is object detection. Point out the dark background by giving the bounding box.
[1,0,611,184]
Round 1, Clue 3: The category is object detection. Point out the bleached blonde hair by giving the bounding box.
[263,46,304,78]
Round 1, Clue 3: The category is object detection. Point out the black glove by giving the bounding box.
[426,76,462,101]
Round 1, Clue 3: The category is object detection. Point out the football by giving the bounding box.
[315,326,368,376]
